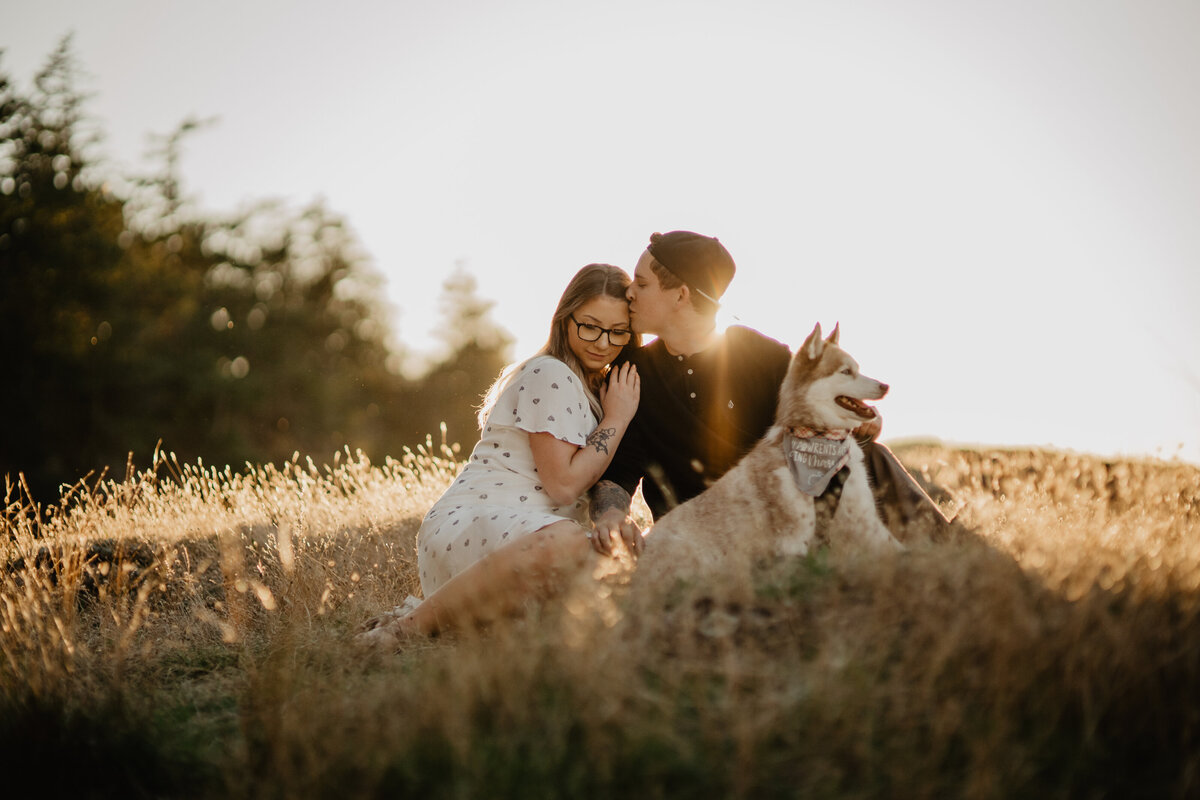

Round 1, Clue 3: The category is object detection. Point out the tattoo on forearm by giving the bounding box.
[586,427,616,455]
[589,480,632,521]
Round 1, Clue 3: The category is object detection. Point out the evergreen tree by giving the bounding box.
[1,38,516,503]
[390,267,513,452]
[0,38,129,500]
[0,40,407,500]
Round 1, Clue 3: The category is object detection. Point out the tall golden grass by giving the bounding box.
[2,441,1198,798]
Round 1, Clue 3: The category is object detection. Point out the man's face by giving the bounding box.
[627,250,676,335]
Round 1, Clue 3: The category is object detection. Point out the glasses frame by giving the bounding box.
[569,314,633,347]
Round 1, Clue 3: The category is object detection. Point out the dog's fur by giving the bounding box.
[641,323,902,576]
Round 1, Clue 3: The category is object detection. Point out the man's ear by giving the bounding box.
[675,283,691,309]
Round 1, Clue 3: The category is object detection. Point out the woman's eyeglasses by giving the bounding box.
[570,315,633,346]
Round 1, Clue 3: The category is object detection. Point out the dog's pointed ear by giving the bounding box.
[826,323,840,346]
[802,322,824,360]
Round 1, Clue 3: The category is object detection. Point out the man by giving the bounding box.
[589,230,949,554]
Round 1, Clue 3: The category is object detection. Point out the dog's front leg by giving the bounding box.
[771,464,818,557]
[833,460,903,553]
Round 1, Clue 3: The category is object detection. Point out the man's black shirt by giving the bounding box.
[602,325,792,519]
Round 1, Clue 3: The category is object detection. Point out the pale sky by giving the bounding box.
[5,0,1199,464]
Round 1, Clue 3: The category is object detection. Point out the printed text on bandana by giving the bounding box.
[784,434,852,496]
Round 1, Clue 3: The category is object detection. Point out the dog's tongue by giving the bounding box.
[836,396,876,418]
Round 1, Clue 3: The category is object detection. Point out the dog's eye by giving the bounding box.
[841,368,853,376]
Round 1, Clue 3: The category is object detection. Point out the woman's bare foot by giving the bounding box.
[360,597,422,630]
[360,610,398,632]
[355,595,426,651]
[354,616,420,651]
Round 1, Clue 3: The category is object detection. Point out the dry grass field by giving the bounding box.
[3,440,1198,799]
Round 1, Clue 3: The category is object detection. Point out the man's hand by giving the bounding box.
[590,508,643,557]
[853,411,883,443]
[588,480,643,557]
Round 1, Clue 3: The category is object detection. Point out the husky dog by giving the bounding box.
[642,323,902,575]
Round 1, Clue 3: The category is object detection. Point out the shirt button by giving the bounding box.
[689,392,696,399]
[687,369,693,375]
[677,355,684,361]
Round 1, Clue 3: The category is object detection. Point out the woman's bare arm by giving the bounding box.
[527,363,639,506]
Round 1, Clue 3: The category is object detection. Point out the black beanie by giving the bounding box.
[646,230,736,303]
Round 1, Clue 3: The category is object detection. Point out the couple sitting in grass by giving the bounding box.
[359,231,945,646]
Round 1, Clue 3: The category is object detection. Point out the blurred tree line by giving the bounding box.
[1,39,513,505]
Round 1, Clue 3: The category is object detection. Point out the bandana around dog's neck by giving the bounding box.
[783,426,852,497]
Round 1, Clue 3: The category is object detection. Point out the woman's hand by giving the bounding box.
[599,362,640,426]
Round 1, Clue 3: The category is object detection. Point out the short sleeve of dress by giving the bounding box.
[501,356,595,446]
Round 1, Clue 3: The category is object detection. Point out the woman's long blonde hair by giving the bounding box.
[478,263,638,427]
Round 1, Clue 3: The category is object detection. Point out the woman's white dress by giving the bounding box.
[416,356,597,594]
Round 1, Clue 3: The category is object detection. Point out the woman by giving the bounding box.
[359,263,642,645]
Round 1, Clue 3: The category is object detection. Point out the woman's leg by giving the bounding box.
[389,520,596,637]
